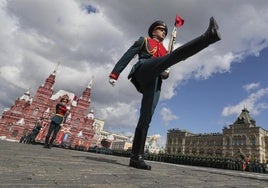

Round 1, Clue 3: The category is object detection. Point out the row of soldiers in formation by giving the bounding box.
[109,150,268,174]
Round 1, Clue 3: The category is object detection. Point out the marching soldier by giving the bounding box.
[109,16,221,170]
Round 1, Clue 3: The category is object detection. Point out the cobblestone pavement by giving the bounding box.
[0,140,267,188]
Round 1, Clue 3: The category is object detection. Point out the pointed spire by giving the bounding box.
[77,130,83,137]
[66,113,72,123]
[16,118,25,125]
[43,108,50,118]
[81,78,92,101]
[87,109,94,119]
[43,64,57,89]
[19,88,31,101]
[235,108,256,126]
[88,76,94,88]
[242,106,249,113]
[45,108,50,113]
[52,61,61,75]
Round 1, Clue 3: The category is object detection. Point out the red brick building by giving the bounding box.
[0,68,97,150]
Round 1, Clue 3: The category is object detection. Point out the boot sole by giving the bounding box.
[129,161,151,170]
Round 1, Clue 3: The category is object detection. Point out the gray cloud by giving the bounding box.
[1,0,268,134]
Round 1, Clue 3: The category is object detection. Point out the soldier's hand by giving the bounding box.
[109,78,117,87]
[161,68,170,80]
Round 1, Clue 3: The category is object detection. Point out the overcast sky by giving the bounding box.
[1,0,268,146]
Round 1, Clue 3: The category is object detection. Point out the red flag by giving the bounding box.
[175,14,184,28]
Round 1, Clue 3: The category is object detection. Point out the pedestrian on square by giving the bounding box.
[44,98,69,149]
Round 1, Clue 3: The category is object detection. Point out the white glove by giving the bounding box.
[164,68,170,74]
[109,78,117,86]
[161,68,170,79]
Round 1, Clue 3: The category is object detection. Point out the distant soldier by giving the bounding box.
[239,148,247,171]
[239,148,246,160]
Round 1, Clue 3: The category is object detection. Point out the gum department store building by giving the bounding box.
[166,108,268,163]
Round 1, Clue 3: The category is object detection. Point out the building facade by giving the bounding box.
[166,108,268,163]
[0,68,98,150]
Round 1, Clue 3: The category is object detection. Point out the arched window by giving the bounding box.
[11,130,19,137]
[207,149,213,156]
[75,118,80,126]
[238,136,242,145]
[186,140,190,145]
[199,149,205,156]
[32,107,39,116]
[226,137,230,146]
[6,123,12,131]
[233,136,238,146]
[242,135,247,145]
[250,135,256,146]
[225,152,231,158]
[17,106,22,111]
[215,149,222,156]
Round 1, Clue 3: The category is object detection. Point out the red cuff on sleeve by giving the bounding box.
[109,72,119,80]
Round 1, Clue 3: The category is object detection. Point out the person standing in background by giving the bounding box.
[44,98,69,149]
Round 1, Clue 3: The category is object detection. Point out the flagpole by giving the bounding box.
[168,26,177,53]
[168,14,184,53]
[161,14,183,79]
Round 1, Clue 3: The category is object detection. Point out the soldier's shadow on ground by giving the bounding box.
[72,155,129,167]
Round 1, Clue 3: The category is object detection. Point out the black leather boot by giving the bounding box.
[164,16,221,68]
[48,142,53,149]
[43,137,50,148]
[203,16,221,44]
[129,154,151,170]
[48,137,56,149]
[129,128,151,170]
